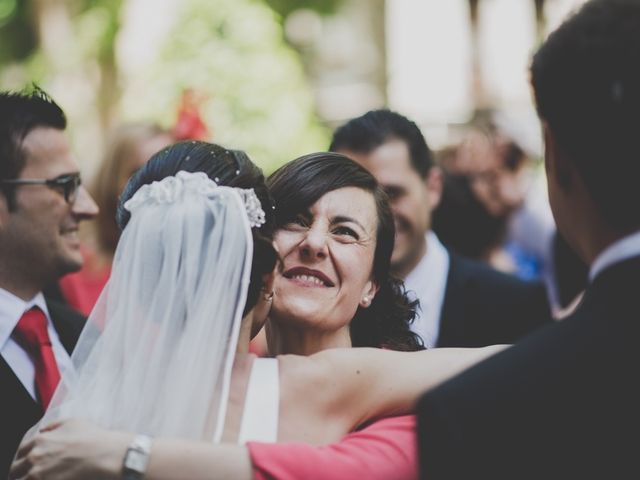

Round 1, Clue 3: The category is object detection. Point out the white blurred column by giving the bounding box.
[386,0,473,126]
[116,0,182,79]
[543,0,588,36]
[478,0,537,109]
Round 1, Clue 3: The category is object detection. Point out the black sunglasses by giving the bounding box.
[0,173,82,203]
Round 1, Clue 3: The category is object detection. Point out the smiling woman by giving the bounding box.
[267,152,423,355]
[274,187,378,338]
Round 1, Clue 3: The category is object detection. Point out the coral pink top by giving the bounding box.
[248,415,417,480]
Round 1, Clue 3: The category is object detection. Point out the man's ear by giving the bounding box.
[424,166,443,210]
[543,121,572,190]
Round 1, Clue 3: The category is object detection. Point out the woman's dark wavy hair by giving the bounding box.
[116,140,277,316]
[267,152,424,351]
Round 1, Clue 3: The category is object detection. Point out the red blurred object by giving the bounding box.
[173,88,210,141]
[59,246,111,316]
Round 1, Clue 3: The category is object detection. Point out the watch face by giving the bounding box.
[125,449,148,472]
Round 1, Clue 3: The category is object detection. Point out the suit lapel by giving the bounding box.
[45,298,85,355]
[0,298,83,476]
[0,355,42,477]
[437,253,470,347]
[0,354,42,423]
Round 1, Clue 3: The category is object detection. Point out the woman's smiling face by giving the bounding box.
[270,186,379,334]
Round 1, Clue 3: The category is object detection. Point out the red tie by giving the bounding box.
[12,306,61,409]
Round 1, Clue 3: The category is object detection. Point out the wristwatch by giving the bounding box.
[122,434,152,480]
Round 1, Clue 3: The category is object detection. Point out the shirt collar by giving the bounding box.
[589,230,640,281]
[404,231,450,347]
[0,288,50,350]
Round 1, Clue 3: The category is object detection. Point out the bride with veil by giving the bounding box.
[12,142,504,479]
[32,141,279,443]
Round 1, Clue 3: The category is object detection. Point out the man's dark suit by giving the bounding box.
[0,299,84,478]
[417,256,640,479]
[436,252,552,347]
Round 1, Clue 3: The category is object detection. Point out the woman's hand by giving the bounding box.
[9,419,133,480]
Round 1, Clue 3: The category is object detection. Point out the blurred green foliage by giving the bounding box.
[263,0,345,19]
[0,0,35,63]
[0,0,120,64]
[0,0,328,173]
[119,0,328,172]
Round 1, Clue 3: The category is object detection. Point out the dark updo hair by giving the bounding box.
[267,152,424,351]
[117,141,277,315]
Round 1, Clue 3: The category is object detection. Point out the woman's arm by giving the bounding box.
[311,344,509,427]
[10,420,252,480]
[13,417,419,480]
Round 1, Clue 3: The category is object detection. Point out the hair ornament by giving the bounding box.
[237,188,266,228]
[124,170,266,228]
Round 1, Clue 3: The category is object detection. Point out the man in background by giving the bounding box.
[0,87,98,476]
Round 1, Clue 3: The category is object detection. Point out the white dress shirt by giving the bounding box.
[0,288,74,399]
[404,231,450,348]
[589,230,640,282]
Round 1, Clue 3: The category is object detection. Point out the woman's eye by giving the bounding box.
[334,226,359,239]
[285,215,309,229]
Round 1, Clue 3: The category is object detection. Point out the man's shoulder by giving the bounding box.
[447,251,544,291]
[434,252,552,346]
[426,313,578,397]
[417,297,637,478]
[444,251,550,313]
[421,284,638,419]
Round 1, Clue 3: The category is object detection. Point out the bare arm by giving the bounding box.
[148,439,252,480]
[311,344,509,428]
[12,416,417,480]
[10,420,252,480]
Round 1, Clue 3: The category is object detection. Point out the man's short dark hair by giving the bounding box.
[0,86,66,184]
[531,0,640,231]
[329,109,435,178]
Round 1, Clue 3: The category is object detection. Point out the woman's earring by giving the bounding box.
[262,289,274,301]
[362,296,370,306]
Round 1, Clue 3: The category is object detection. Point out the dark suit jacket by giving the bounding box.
[417,256,640,479]
[0,298,85,478]
[436,252,552,347]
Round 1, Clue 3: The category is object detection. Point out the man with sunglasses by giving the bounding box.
[0,87,98,476]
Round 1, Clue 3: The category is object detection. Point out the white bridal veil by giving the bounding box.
[39,171,259,441]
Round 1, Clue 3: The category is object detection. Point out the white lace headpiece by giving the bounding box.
[34,170,255,443]
[124,170,266,228]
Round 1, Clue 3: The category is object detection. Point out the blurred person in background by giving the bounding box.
[173,88,210,141]
[435,116,551,279]
[57,123,174,315]
[434,114,587,314]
